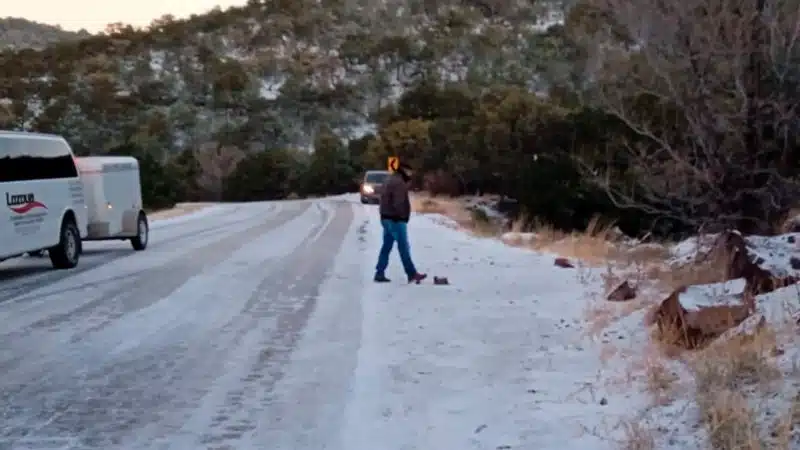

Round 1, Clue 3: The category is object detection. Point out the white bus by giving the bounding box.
[0,131,89,269]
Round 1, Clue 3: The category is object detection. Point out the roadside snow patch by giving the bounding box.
[344,209,651,450]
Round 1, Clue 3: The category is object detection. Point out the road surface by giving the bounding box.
[0,197,638,450]
[0,199,363,450]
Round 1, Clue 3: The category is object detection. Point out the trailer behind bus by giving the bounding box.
[75,156,149,251]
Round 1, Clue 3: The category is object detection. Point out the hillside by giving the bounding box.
[0,17,90,49]
[0,0,585,209]
[1,0,799,238]
[0,1,569,151]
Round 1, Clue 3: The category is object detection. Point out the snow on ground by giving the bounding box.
[677,278,747,310]
[335,196,800,449]
[667,231,800,275]
[148,202,221,228]
[756,283,800,324]
[745,233,800,277]
[327,195,800,449]
[339,206,652,450]
[626,231,800,448]
[667,233,719,265]
[424,212,461,230]
[463,196,508,223]
[501,231,538,245]
[3,193,741,449]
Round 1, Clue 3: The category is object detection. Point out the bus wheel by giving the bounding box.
[49,218,80,269]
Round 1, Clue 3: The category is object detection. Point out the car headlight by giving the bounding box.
[363,184,374,194]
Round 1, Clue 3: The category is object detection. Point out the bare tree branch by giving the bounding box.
[578,0,800,233]
[194,142,246,201]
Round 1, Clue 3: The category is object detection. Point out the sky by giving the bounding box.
[4,0,250,33]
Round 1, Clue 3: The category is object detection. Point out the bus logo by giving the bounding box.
[6,192,47,214]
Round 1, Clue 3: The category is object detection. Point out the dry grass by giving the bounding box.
[691,327,780,392]
[410,193,501,236]
[583,296,649,337]
[604,301,800,450]
[414,194,800,450]
[411,193,627,258]
[773,393,800,448]
[411,194,470,222]
[609,324,791,450]
[624,243,673,266]
[618,232,730,293]
[646,324,694,359]
[619,421,657,450]
[687,326,786,450]
[413,194,681,275]
[646,248,736,292]
[411,195,739,294]
[644,357,679,405]
[630,282,800,450]
[520,216,621,265]
[507,216,680,285]
[698,389,764,450]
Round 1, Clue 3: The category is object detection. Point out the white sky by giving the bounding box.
[4,0,249,33]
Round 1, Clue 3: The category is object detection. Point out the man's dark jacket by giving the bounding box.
[379,172,411,222]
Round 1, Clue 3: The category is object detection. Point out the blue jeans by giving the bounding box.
[375,219,417,277]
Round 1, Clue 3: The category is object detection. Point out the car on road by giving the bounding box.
[0,131,89,269]
[360,170,391,204]
[75,156,150,251]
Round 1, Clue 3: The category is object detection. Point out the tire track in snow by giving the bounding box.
[194,201,355,449]
[0,203,288,338]
[109,200,336,447]
[0,203,278,303]
[0,202,287,321]
[147,204,232,231]
[0,202,311,381]
[0,200,342,449]
[243,200,369,450]
[32,202,309,338]
[0,204,249,286]
[114,200,356,449]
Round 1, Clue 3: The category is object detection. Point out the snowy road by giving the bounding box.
[0,196,646,450]
[0,199,360,450]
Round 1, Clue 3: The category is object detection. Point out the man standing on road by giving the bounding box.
[374,162,427,284]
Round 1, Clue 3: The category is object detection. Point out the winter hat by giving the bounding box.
[397,161,413,180]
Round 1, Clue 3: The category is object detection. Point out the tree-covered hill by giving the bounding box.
[1,0,799,237]
[0,17,90,49]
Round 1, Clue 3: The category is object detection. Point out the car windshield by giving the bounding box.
[365,172,389,183]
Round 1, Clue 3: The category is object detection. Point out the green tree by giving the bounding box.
[366,119,432,171]
[168,149,203,201]
[224,148,302,201]
[303,129,357,196]
[0,101,14,128]
[109,143,180,209]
